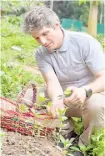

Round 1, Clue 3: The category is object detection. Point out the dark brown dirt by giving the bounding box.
[1,130,63,156]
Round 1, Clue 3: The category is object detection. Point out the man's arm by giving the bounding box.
[82,69,104,93]
[64,69,104,106]
[35,48,65,117]
[42,70,65,117]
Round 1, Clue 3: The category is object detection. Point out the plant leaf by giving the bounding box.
[64,88,72,97]
[47,102,53,107]
[79,144,87,152]
[70,146,81,152]
[37,93,47,102]
[60,135,65,143]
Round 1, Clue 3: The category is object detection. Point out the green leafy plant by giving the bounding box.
[18,103,29,113]
[1,16,39,66]
[64,88,72,97]
[72,117,83,135]
[90,129,104,156]
[96,34,105,51]
[1,59,44,100]
[37,92,48,103]
[60,135,71,149]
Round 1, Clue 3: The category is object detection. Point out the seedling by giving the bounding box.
[58,88,72,100]
[18,103,29,113]
[64,88,72,97]
[37,92,48,102]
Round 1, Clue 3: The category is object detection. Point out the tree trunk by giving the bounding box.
[100,3,103,24]
[88,1,98,37]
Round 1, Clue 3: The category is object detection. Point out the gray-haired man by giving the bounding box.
[23,6,104,156]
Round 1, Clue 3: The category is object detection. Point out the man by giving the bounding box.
[23,6,104,156]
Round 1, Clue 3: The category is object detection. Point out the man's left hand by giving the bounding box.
[64,86,86,107]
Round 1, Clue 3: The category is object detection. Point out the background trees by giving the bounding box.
[45,0,104,37]
[1,0,104,38]
[45,1,90,26]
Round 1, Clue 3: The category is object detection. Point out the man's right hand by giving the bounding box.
[47,99,65,118]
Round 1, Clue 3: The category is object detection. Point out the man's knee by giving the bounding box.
[85,93,104,127]
[86,93,104,113]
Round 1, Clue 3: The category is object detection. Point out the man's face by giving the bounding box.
[31,23,62,52]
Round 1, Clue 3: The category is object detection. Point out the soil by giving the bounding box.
[1,130,63,156]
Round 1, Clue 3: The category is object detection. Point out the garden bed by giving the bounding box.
[1,130,62,156]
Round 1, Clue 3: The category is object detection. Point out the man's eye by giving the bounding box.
[43,32,48,36]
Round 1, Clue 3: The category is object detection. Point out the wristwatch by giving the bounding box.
[83,87,93,98]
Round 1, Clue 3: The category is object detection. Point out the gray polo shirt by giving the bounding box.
[35,29,104,91]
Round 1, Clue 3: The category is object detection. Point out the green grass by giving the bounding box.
[1,59,44,100]
[1,15,39,66]
[1,15,44,100]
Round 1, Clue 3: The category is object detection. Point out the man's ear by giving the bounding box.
[55,22,60,29]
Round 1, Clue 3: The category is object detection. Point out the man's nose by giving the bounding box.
[39,37,47,46]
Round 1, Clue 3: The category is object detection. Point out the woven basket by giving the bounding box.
[0,83,60,136]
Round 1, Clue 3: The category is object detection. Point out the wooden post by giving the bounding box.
[88,1,98,37]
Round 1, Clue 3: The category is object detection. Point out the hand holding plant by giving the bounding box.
[46,88,72,118]
[64,86,86,107]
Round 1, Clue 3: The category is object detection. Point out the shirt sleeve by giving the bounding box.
[35,48,54,74]
[82,38,105,74]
